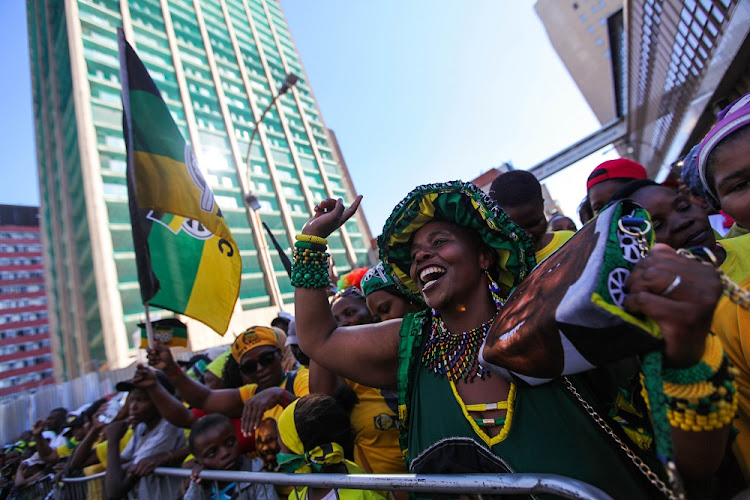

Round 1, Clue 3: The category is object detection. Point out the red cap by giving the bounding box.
[586,159,648,191]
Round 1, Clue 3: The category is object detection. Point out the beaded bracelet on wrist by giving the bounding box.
[294,240,328,252]
[291,236,330,289]
[663,333,723,385]
[640,335,738,432]
[296,234,328,245]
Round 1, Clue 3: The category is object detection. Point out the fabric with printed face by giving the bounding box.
[479,200,661,385]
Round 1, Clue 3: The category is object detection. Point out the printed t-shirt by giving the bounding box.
[346,381,406,474]
[535,230,574,263]
[238,369,310,422]
[712,276,750,479]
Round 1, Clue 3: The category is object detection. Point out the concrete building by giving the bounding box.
[0,205,53,397]
[27,0,374,378]
[535,0,623,124]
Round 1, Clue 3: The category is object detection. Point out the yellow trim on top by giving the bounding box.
[449,380,516,447]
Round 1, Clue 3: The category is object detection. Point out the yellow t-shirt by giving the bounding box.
[711,276,750,479]
[346,381,406,474]
[535,231,575,263]
[719,233,750,284]
[238,368,310,421]
[93,428,134,469]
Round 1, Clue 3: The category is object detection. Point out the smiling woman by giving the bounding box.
[292,181,734,499]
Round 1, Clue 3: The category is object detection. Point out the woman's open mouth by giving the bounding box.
[419,266,446,292]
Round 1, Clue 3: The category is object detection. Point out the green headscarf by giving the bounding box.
[360,262,398,297]
[378,180,536,302]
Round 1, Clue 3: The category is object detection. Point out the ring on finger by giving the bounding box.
[660,275,682,296]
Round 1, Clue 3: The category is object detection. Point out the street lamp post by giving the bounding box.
[243,73,299,196]
[242,73,299,284]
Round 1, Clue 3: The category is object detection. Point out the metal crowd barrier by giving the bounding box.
[5,474,55,500]
[52,468,611,499]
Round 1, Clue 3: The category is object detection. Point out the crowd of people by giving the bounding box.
[1,94,749,499]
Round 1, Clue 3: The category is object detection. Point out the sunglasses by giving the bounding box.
[239,350,279,375]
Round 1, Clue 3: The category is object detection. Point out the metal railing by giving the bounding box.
[49,468,612,500]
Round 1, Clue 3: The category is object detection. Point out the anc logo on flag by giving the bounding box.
[139,318,188,349]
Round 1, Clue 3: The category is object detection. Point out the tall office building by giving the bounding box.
[0,205,53,397]
[27,0,374,379]
[535,0,623,124]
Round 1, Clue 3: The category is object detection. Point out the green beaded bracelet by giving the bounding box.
[294,240,328,252]
[663,361,716,385]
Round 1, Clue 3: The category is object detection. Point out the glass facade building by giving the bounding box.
[27,0,373,378]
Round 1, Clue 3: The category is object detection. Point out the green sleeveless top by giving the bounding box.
[397,311,665,499]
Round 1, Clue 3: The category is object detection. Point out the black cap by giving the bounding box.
[115,369,175,395]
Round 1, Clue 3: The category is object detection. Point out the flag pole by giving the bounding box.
[143,303,155,348]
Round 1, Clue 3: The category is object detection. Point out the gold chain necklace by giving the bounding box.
[562,377,681,500]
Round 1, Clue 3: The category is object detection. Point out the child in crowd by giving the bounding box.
[185,414,278,500]
[490,170,573,262]
[104,373,187,499]
[277,390,387,500]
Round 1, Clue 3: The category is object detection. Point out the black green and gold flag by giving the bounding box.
[139,318,188,349]
[118,28,240,335]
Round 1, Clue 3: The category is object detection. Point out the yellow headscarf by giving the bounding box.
[231,326,278,362]
[277,398,345,473]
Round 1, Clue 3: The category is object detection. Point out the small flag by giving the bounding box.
[262,222,292,277]
[139,318,188,349]
[119,28,241,334]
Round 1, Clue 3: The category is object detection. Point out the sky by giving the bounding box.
[0,0,616,233]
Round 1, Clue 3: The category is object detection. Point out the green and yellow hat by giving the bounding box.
[378,180,536,302]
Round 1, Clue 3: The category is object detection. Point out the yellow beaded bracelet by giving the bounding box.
[296,234,328,246]
[667,396,737,432]
[640,382,737,432]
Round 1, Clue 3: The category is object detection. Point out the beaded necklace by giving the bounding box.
[422,275,504,382]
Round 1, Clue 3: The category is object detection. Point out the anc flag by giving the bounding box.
[139,318,188,349]
[118,28,240,334]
